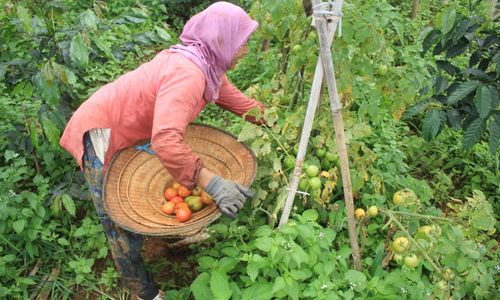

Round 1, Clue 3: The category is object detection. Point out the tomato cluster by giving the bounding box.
[161,182,213,223]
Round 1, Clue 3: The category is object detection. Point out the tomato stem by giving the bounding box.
[382,209,453,222]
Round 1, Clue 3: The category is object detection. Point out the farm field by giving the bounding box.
[0,0,498,299]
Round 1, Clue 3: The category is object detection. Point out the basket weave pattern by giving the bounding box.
[103,124,256,237]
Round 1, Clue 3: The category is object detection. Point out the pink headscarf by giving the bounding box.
[169,2,259,102]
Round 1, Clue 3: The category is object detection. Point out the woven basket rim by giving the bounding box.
[102,123,257,236]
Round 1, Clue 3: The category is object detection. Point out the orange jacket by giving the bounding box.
[60,51,263,189]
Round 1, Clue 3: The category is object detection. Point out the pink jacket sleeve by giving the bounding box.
[216,75,266,125]
[151,68,205,190]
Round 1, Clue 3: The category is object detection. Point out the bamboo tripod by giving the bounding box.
[278,0,361,270]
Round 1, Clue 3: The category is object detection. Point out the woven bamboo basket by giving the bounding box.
[103,124,257,237]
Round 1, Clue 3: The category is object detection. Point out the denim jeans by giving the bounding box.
[82,133,159,300]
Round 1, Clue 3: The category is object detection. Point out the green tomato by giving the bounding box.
[283,156,295,169]
[299,178,309,191]
[321,158,331,170]
[391,237,409,254]
[392,191,405,205]
[306,165,319,178]
[403,254,419,268]
[418,225,432,235]
[325,152,338,162]
[436,280,447,291]
[443,268,454,280]
[377,64,388,75]
[309,177,322,190]
[354,208,365,220]
[393,253,403,264]
[367,206,378,217]
[292,44,302,52]
[316,148,326,158]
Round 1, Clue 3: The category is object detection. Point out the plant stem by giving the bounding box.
[383,209,453,222]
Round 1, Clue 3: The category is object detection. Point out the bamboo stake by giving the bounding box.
[278,15,337,228]
[313,0,361,270]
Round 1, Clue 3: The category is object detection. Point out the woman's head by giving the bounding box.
[169,2,258,101]
[179,2,257,69]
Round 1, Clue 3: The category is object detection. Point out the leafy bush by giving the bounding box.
[404,3,499,152]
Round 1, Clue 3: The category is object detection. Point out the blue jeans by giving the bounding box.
[82,133,159,300]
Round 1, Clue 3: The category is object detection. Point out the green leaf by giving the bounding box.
[489,113,500,153]
[345,269,367,291]
[79,10,97,30]
[17,5,32,33]
[471,210,496,231]
[446,109,461,130]
[61,194,76,217]
[290,269,312,280]
[57,238,70,246]
[90,34,115,60]
[422,109,444,141]
[238,124,262,142]
[272,276,286,293]
[436,60,459,76]
[41,117,61,148]
[255,225,273,237]
[302,209,318,222]
[62,66,77,85]
[290,244,309,267]
[255,237,273,252]
[155,26,172,43]
[447,81,479,105]
[17,277,36,286]
[284,276,300,300]
[435,76,448,95]
[70,33,89,68]
[462,118,485,150]
[247,262,259,281]
[0,64,6,80]
[441,8,456,34]
[241,283,273,300]
[38,66,60,106]
[29,121,40,149]
[12,219,26,234]
[451,19,472,43]
[210,270,232,300]
[191,273,213,300]
[422,29,440,54]
[464,68,492,82]
[446,39,468,59]
[402,101,428,120]
[476,86,492,119]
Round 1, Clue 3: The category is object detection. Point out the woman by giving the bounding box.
[60,2,264,299]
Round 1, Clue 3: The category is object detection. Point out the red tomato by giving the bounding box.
[161,201,175,215]
[176,205,192,222]
[178,185,192,198]
[172,182,181,190]
[170,196,184,203]
[164,188,178,200]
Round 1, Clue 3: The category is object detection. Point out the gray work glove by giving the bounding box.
[205,176,254,218]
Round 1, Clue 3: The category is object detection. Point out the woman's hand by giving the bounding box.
[203,175,254,218]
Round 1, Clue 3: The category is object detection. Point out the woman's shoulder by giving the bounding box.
[152,50,204,75]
